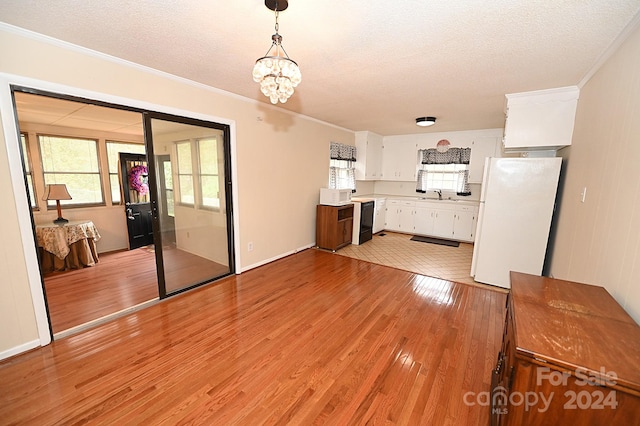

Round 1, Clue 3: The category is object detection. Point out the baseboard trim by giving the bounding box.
[53,298,158,340]
[0,339,41,361]
[238,243,315,273]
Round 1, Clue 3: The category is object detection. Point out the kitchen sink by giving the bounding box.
[418,197,457,201]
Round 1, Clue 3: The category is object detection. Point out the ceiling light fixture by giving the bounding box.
[252,0,301,104]
[416,117,437,127]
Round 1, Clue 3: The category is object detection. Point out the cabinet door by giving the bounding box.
[355,131,383,180]
[414,206,435,236]
[381,145,401,181]
[338,219,353,246]
[398,206,414,233]
[453,209,476,242]
[366,133,383,179]
[432,209,455,238]
[503,86,579,150]
[381,138,418,181]
[373,200,386,233]
[385,202,401,231]
[469,137,500,183]
[385,201,414,232]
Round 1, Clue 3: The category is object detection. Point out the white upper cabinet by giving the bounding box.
[354,131,383,180]
[381,136,418,181]
[503,86,579,151]
[468,137,501,183]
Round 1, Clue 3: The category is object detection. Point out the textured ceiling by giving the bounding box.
[2,1,640,136]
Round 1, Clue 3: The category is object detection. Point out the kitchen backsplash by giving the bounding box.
[354,180,481,201]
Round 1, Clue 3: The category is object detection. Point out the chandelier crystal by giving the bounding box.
[252,1,301,104]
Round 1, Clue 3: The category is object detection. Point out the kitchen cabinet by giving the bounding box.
[385,200,414,232]
[452,206,477,241]
[316,204,354,251]
[373,198,386,234]
[432,208,455,239]
[413,204,436,235]
[354,131,383,180]
[491,272,640,426]
[410,200,478,242]
[503,86,579,151]
[468,137,501,183]
[381,137,418,181]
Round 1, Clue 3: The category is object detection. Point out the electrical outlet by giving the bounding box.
[248,242,254,252]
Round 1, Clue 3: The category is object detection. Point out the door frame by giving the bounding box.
[143,111,236,299]
[1,74,240,347]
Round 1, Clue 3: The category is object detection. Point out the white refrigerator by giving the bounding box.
[470,157,562,289]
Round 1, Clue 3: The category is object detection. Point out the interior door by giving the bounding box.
[143,113,234,297]
[119,153,154,250]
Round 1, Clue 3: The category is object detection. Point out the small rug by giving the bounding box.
[410,235,459,247]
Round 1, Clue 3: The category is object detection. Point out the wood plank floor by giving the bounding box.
[1,249,506,425]
[44,246,230,333]
[43,248,159,333]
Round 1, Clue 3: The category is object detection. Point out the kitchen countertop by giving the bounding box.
[353,193,479,206]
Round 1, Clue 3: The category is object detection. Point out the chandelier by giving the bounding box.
[252,0,301,104]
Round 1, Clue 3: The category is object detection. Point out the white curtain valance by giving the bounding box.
[330,141,357,161]
[419,147,471,164]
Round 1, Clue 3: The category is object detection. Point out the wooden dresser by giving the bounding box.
[491,272,640,425]
[316,204,354,251]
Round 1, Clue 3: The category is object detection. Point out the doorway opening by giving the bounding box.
[12,88,235,337]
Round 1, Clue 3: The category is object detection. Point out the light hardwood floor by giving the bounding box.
[44,246,230,334]
[1,249,506,424]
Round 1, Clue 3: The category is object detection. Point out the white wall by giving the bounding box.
[0,25,354,358]
[549,22,640,323]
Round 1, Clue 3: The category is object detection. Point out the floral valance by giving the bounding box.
[419,147,471,165]
[330,141,357,161]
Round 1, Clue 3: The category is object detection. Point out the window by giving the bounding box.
[162,159,175,217]
[417,164,468,192]
[176,141,194,205]
[329,159,355,190]
[106,141,146,203]
[38,135,103,206]
[416,147,472,195]
[198,137,220,209]
[328,141,357,191]
[175,138,221,209]
[20,133,37,208]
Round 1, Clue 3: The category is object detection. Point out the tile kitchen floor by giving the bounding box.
[334,231,503,292]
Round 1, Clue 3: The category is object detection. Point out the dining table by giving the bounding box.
[35,220,101,273]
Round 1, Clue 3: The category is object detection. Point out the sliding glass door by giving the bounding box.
[144,113,234,297]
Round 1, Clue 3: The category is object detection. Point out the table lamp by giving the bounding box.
[43,184,72,224]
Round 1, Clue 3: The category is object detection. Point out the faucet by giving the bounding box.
[435,190,442,200]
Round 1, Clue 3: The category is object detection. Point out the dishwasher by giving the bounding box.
[352,200,374,245]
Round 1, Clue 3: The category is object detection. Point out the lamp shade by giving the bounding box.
[43,184,72,201]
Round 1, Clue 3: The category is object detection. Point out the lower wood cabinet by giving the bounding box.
[491,272,640,425]
[316,204,354,251]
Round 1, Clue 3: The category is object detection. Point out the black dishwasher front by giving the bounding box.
[359,201,374,244]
